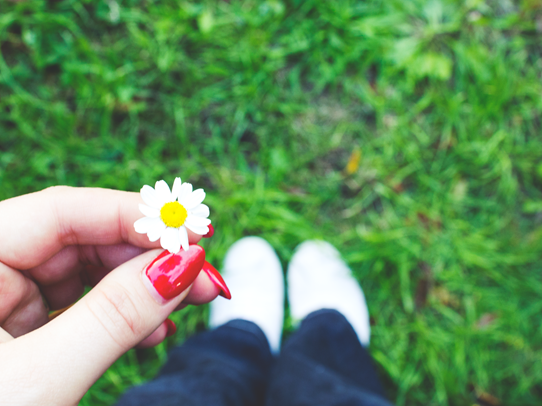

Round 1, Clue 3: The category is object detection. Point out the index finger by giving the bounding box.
[0,186,203,270]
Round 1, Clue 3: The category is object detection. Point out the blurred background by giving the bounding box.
[2,0,542,404]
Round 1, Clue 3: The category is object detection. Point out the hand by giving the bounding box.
[0,186,222,405]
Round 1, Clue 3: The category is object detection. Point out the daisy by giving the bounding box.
[134,177,211,253]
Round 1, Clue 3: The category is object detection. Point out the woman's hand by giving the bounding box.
[0,186,222,405]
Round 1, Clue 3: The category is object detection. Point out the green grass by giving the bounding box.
[2,0,542,404]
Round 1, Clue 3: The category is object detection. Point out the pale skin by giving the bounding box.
[0,186,221,405]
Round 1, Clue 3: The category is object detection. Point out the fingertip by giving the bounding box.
[164,319,177,337]
[182,270,221,305]
[203,224,215,238]
[135,322,168,348]
[202,261,231,300]
[187,228,203,245]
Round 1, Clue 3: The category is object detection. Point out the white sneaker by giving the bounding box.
[287,240,370,346]
[209,237,284,353]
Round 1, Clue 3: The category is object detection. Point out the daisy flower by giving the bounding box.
[134,177,211,254]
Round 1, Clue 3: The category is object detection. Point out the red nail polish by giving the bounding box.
[202,261,231,300]
[145,246,206,301]
[203,224,215,238]
[165,319,177,337]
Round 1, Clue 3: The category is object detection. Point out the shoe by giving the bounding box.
[287,240,370,346]
[209,236,284,353]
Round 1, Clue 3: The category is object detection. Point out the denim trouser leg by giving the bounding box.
[265,309,393,406]
[116,320,273,406]
[116,310,393,406]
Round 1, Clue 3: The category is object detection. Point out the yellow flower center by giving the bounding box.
[160,201,187,228]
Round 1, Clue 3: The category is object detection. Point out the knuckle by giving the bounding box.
[87,283,146,349]
[0,267,45,336]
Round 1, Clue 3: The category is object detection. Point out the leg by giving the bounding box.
[266,241,393,406]
[266,309,392,406]
[116,320,273,406]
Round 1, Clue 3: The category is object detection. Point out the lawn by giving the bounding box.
[2,0,542,404]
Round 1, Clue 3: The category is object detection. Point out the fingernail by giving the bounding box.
[165,319,177,337]
[144,246,206,302]
[202,261,231,300]
[203,224,215,238]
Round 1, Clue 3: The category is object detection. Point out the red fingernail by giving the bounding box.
[145,246,206,301]
[165,319,177,337]
[203,224,215,238]
[202,261,231,300]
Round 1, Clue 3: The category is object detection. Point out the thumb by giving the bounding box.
[0,246,205,406]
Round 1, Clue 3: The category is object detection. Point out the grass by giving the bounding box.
[2,0,542,404]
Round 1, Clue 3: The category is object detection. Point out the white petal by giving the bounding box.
[160,227,181,254]
[185,214,211,228]
[134,217,157,234]
[185,224,209,235]
[155,180,173,205]
[147,219,167,242]
[139,204,160,218]
[190,204,210,218]
[140,185,161,209]
[183,189,206,210]
[178,182,193,205]
[179,226,189,251]
[171,177,182,201]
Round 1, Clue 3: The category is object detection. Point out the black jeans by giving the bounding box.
[116,309,393,406]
